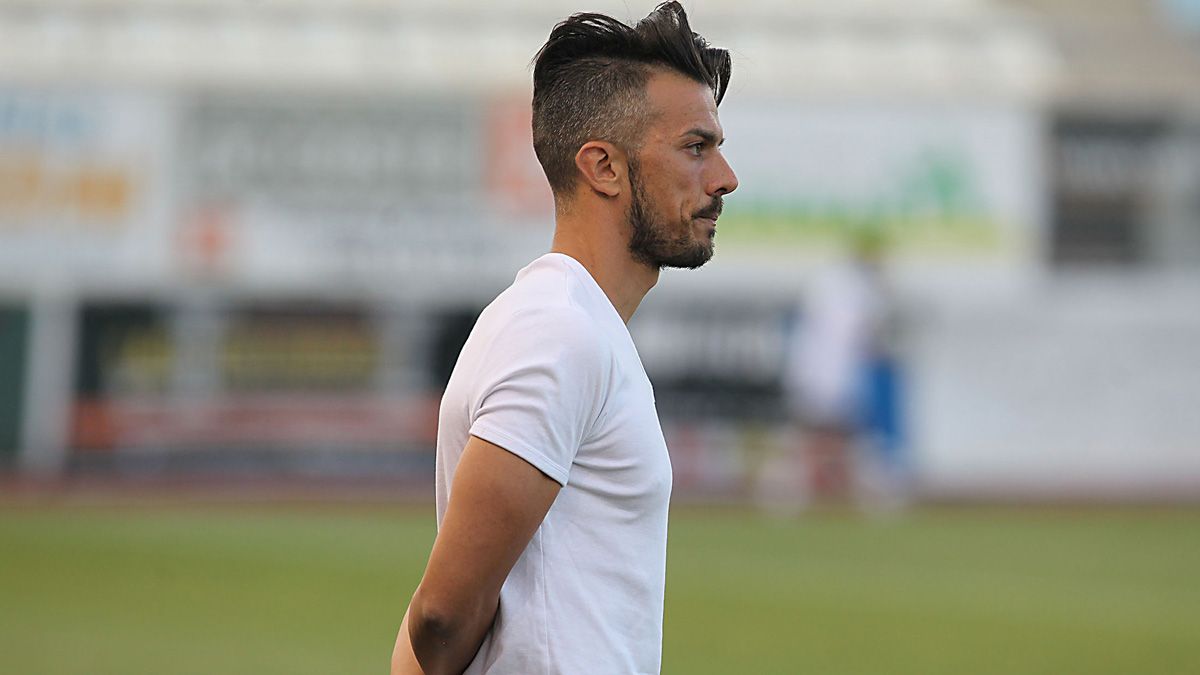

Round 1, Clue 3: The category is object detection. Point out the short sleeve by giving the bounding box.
[468,307,612,486]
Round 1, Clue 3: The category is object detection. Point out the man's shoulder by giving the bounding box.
[478,298,607,358]
[464,256,614,375]
[481,259,598,334]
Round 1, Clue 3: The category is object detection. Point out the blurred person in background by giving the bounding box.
[769,227,908,513]
[392,3,737,674]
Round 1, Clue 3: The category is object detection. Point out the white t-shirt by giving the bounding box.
[435,252,673,675]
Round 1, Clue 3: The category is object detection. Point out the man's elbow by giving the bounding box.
[407,588,493,673]
[409,599,461,647]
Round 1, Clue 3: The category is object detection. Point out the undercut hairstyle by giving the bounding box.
[531,1,731,197]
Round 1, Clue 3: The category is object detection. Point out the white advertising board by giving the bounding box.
[0,89,175,289]
[174,94,551,293]
[711,100,1046,298]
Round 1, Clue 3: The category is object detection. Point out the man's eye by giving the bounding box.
[688,144,703,156]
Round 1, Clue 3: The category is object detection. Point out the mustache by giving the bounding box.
[693,197,723,221]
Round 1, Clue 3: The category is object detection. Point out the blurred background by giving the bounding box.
[1,1,1198,673]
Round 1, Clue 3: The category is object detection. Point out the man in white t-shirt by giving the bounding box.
[392,3,738,673]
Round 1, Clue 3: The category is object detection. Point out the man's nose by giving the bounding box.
[709,152,738,196]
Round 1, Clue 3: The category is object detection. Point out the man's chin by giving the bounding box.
[659,244,714,270]
[628,220,715,269]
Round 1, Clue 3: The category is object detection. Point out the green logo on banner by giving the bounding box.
[720,149,1011,256]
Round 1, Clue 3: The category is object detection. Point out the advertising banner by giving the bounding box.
[176,94,537,286]
[0,89,173,285]
[715,101,1044,273]
[1050,115,1166,264]
[70,302,437,464]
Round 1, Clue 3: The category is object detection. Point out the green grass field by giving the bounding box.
[1,504,1197,674]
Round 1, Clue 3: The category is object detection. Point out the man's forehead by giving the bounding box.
[643,70,723,137]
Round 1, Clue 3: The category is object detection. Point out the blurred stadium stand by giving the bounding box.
[1,0,1198,501]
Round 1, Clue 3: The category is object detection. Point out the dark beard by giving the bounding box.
[626,160,719,270]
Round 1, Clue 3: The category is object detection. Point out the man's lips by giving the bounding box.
[694,197,723,225]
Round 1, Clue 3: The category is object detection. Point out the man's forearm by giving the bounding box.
[391,609,424,675]
[399,438,559,673]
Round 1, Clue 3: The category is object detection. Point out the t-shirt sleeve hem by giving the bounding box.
[468,424,571,487]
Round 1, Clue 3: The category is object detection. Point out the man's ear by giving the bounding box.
[574,141,625,198]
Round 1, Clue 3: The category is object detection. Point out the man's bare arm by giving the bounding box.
[392,435,561,675]
[391,608,422,674]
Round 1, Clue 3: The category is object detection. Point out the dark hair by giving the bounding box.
[531,2,731,197]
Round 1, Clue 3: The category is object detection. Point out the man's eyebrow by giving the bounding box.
[682,128,725,146]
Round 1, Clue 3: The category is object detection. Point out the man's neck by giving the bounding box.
[550,222,659,325]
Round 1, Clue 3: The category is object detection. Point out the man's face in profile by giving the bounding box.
[625,70,739,270]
